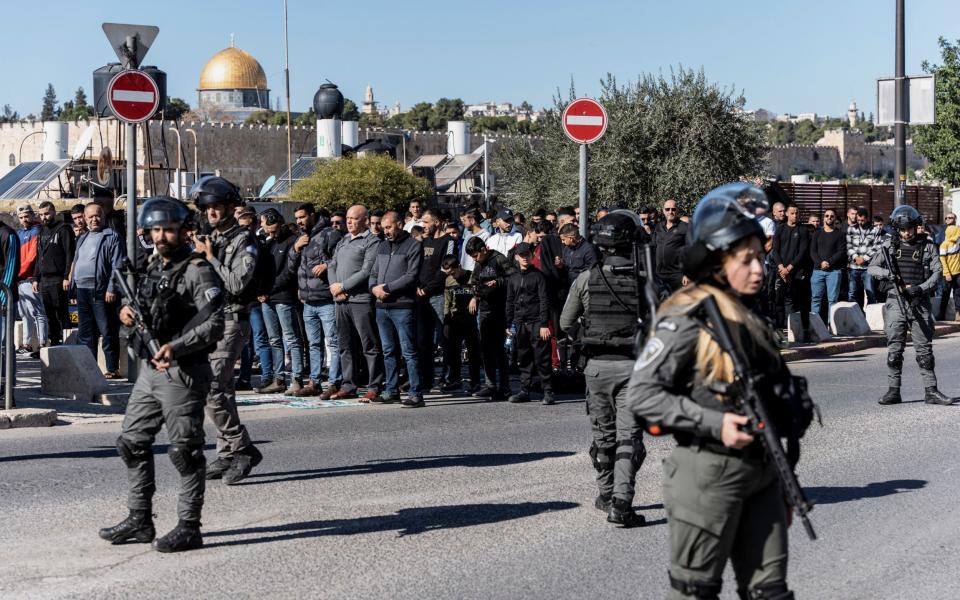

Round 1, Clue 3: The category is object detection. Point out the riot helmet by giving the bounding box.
[682,183,766,280]
[889,205,922,230]
[138,196,193,230]
[593,211,642,255]
[189,175,241,207]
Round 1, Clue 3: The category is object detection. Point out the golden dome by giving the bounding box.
[198,47,268,90]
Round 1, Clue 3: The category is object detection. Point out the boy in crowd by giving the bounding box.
[440,256,481,392]
[504,243,554,405]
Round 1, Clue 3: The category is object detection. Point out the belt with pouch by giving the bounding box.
[679,436,766,461]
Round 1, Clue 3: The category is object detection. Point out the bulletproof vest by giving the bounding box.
[137,254,197,345]
[580,265,640,350]
[895,240,926,286]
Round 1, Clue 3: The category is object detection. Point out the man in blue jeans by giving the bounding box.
[292,204,343,397]
[69,203,125,378]
[846,207,880,308]
[370,211,424,407]
[810,209,847,325]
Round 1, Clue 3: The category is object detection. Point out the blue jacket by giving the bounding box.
[71,227,126,295]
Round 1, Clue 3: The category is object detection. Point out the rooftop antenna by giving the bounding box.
[230,33,235,48]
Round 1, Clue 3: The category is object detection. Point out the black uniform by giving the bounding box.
[470,250,517,394]
[505,266,552,396]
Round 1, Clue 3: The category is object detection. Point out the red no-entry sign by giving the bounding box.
[106,70,160,123]
[562,98,608,144]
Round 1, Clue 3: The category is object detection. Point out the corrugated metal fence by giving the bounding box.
[777,183,944,223]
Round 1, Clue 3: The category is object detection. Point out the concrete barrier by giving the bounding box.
[865,303,885,332]
[40,346,109,402]
[830,302,872,336]
[0,408,57,429]
[787,312,832,343]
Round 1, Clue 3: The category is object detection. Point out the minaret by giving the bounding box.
[363,85,377,115]
[848,100,858,128]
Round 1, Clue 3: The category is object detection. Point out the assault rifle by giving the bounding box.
[879,243,928,331]
[111,263,173,382]
[700,294,817,540]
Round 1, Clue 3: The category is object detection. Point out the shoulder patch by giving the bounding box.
[657,320,678,332]
[244,244,258,256]
[633,337,665,371]
[204,287,222,303]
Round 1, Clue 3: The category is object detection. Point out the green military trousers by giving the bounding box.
[663,445,788,599]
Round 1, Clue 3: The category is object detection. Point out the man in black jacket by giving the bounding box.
[770,204,812,337]
[559,223,598,285]
[258,209,305,395]
[370,211,424,407]
[505,243,554,405]
[416,208,455,391]
[652,199,688,293]
[293,204,343,397]
[809,209,847,325]
[33,201,74,345]
[465,236,517,400]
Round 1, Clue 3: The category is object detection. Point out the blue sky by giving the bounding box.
[1,0,958,119]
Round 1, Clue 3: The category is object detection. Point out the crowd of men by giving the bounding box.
[4,191,959,410]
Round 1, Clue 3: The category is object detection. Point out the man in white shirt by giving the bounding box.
[460,208,490,272]
[402,199,424,233]
[486,208,523,256]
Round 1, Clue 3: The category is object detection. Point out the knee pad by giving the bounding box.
[116,436,152,468]
[588,442,615,473]
[918,353,935,371]
[670,573,722,599]
[740,582,793,600]
[887,352,903,370]
[168,444,205,476]
[615,437,647,471]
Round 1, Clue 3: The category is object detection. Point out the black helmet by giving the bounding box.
[889,205,922,230]
[138,196,193,230]
[189,175,241,207]
[593,210,642,254]
[682,183,766,279]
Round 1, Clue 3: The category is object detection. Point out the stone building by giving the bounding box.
[197,42,270,121]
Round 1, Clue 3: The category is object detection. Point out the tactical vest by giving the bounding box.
[137,253,211,353]
[580,266,640,351]
[894,240,927,286]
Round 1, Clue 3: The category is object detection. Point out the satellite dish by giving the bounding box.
[259,175,276,197]
[97,147,113,186]
[72,125,97,160]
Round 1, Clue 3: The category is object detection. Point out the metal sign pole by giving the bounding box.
[894,0,906,205]
[578,143,588,238]
[124,40,140,382]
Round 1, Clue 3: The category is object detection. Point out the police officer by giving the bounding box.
[189,176,263,484]
[99,197,224,553]
[628,183,805,599]
[560,211,650,528]
[868,205,954,405]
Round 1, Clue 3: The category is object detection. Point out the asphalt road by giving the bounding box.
[4,335,960,599]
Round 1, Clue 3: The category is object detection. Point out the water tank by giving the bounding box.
[42,122,68,160]
[313,83,344,120]
[447,121,470,155]
[93,63,167,119]
[317,119,342,159]
[341,121,359,147]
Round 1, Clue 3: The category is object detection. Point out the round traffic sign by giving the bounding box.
[106,70,160,123]
[562,98,608,144]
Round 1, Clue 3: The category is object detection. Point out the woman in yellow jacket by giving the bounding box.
[938,223,960,320]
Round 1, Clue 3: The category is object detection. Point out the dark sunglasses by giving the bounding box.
[663,207,677,212]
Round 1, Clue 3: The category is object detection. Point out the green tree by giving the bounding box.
[40,84,57,121]
[493,68,767,215]
[359,111,386,128]
[914,37,960,186]
[429,97,465,130]
[165,97,191,120]
[402,102,434,131]
[342,99,360,121]
[290,154,432,212]
[767,121,795,145]
[59,86,94,121]
[0,104,19,123]
[794,120,822,145]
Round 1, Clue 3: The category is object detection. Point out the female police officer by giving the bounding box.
[628,183,804,600]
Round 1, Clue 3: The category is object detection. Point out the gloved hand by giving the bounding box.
[905,285,923,299]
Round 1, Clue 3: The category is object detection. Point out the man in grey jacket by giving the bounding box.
[371,211,424,407]
[328,205,384,402]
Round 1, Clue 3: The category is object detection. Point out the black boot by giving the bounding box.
[152,520,203,553]
[508,390,530,403]
[99,509,155,544]
[878,388,902,405]
[223,445,263,485]
[205,456,233,480]
[607,498,646,528]
[594,494,612,512]
[924,387,955,405]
